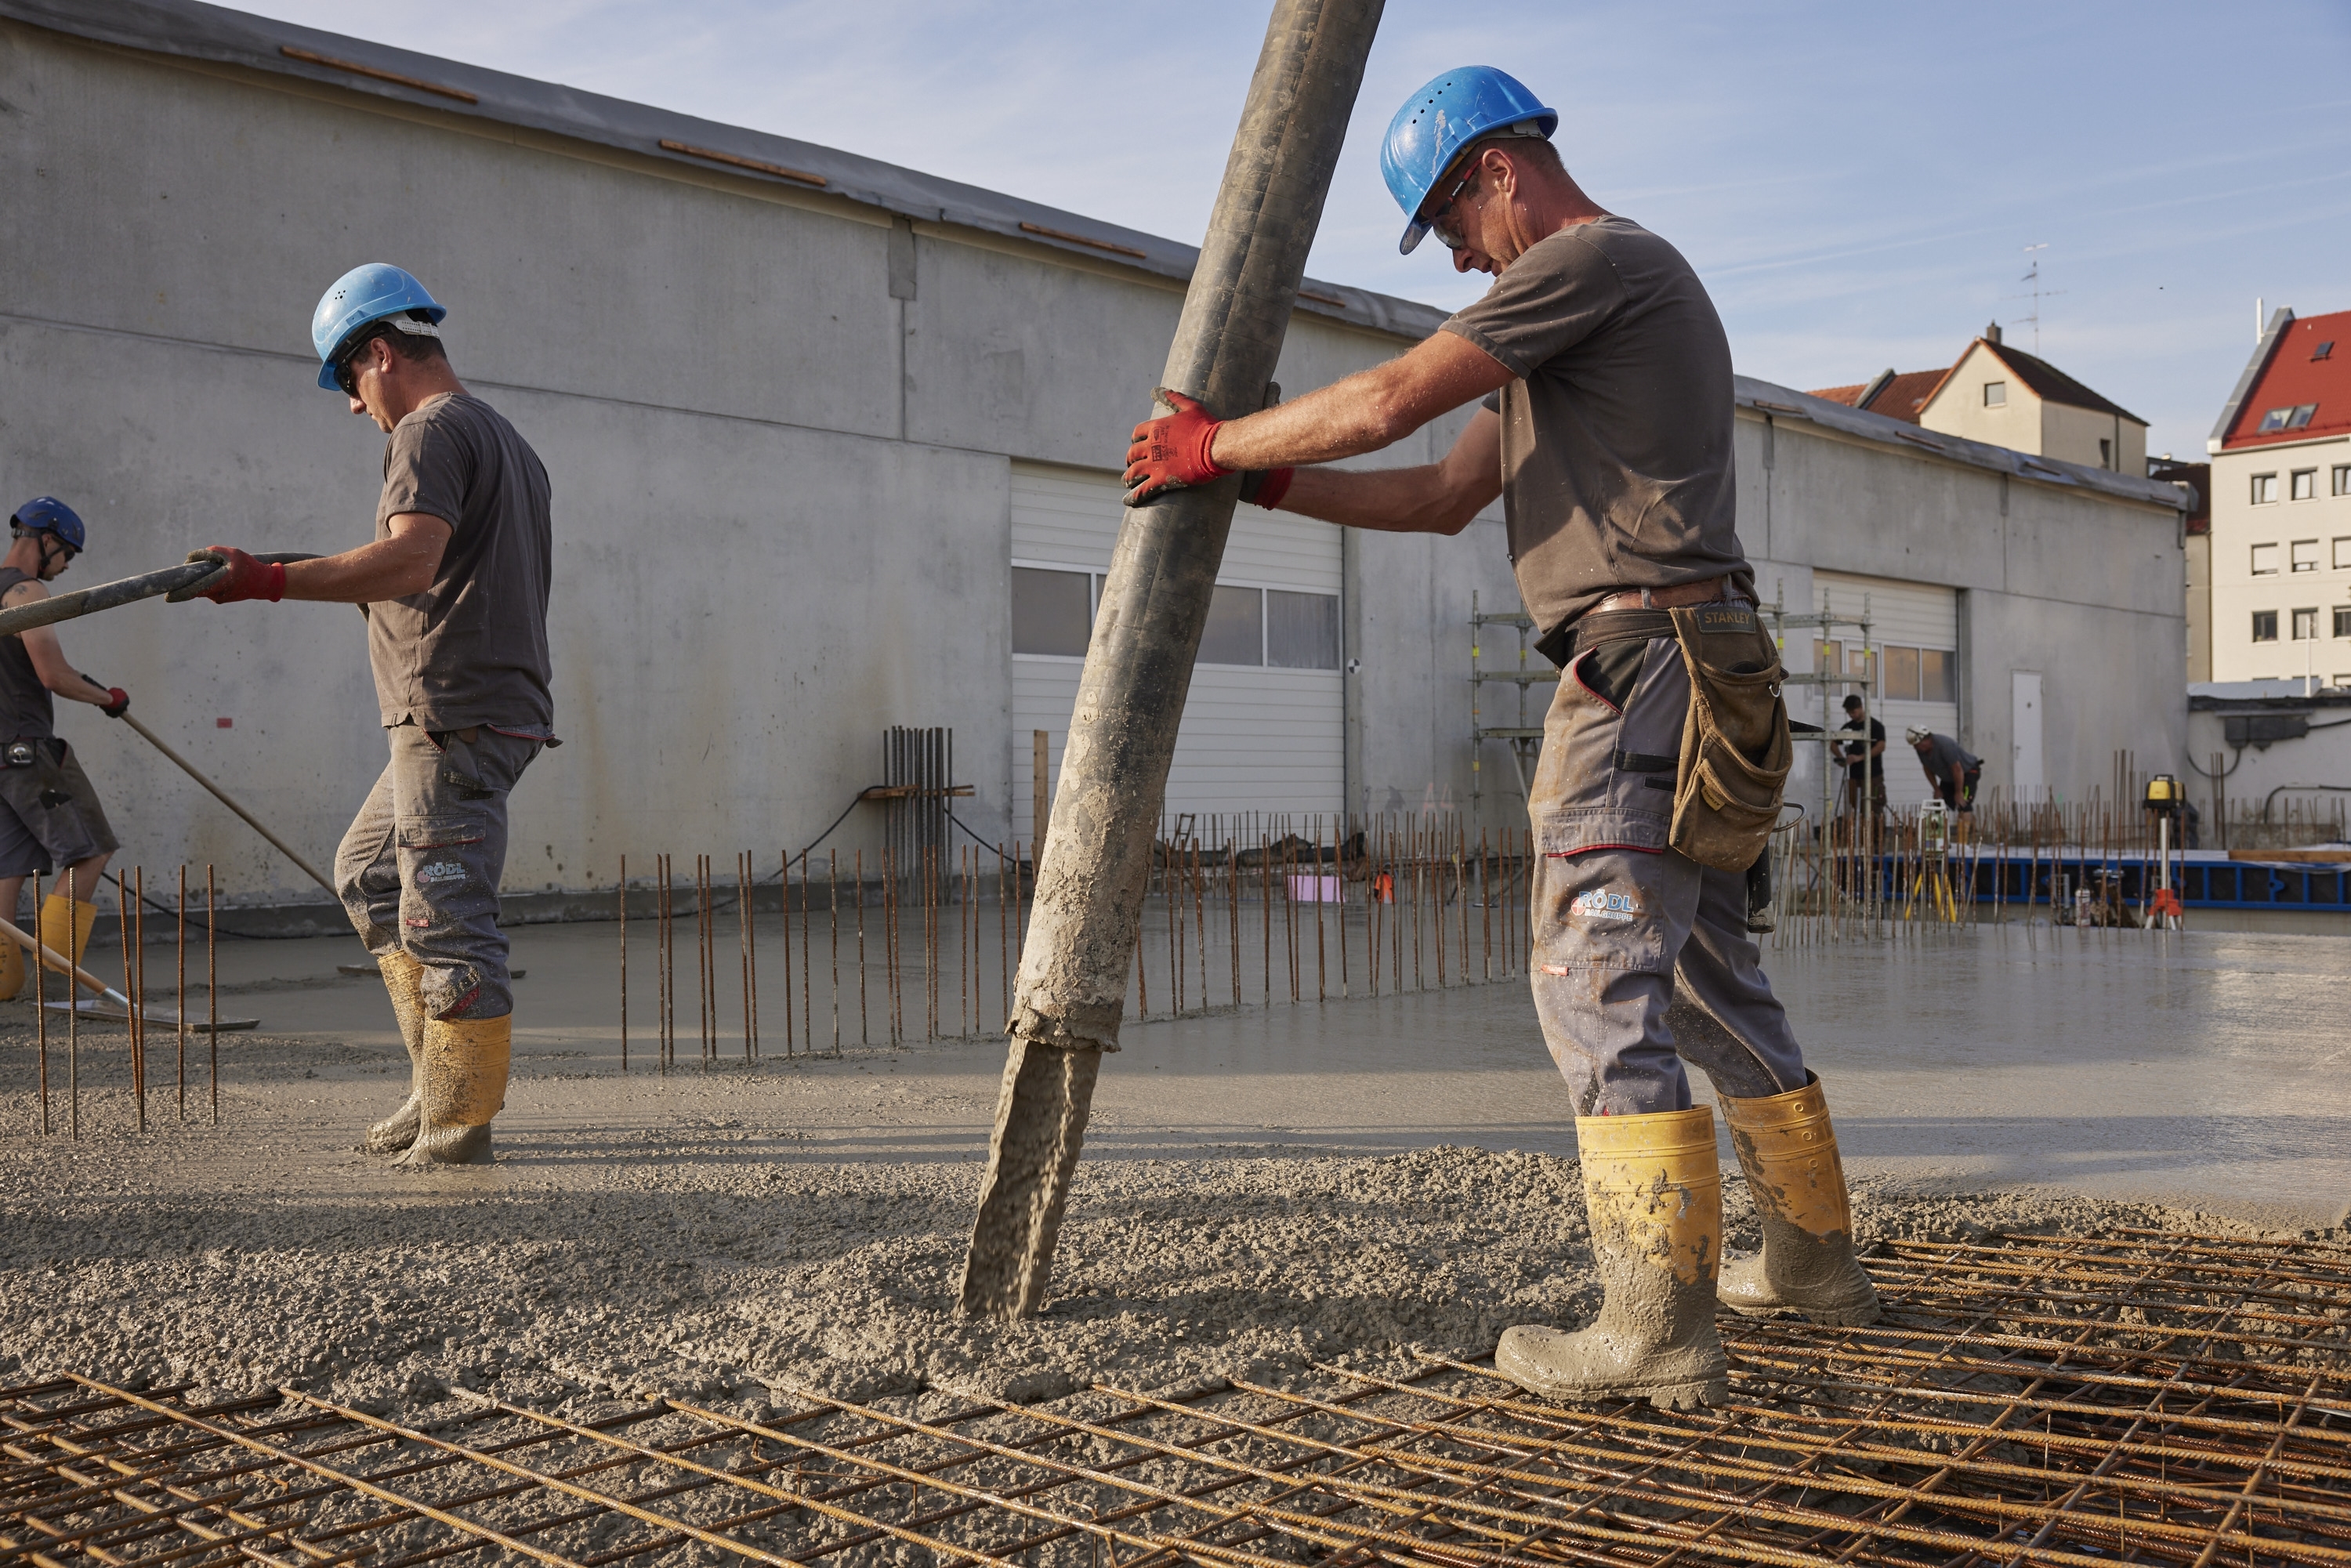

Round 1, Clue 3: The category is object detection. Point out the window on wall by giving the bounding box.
[2252,610,2279,642]
[2256,405,2319,433]
[2334,607,2351,639]
[2294,608,2320,640]
[2252,474,2279,505]
[1863,644,1957,702]
[1265,590,1341,669]
[2292,469,2319,501]
[2293,540,2320,573]
[2336,538,2351,570]
[1882,645,1919,701]
[1983,382,2007,407]
[2251,543,2280,575]
[1011,566,1094,657]
[2099,438,2114,470]
[2335,465,2351,497]
[1198,585,1265,664]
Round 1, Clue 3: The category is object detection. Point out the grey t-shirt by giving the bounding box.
[371,393,555,733]
[1444,216,1750,642]
[1918,733,1981,786]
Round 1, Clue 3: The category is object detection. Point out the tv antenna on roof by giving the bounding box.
[2006,244,2066,354]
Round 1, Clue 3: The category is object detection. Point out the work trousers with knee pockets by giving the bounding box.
[335,723,542,1022]
[1527,632,1806,1117]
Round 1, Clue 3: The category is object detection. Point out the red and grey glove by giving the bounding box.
[188,546,285,604]
[99,686,129,718]
[1123,388,1230,505]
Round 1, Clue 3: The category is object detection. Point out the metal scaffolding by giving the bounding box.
[1468,591,1556,820]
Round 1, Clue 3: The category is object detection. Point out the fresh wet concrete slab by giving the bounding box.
[38,915,2351,1229]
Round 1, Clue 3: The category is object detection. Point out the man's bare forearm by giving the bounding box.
[1208,330,1513,473]
[1281,465,1480,535]
[281,517,449,603]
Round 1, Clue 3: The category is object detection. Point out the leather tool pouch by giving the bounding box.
[1667,604,1791,871]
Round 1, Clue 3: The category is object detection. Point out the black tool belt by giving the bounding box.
[1535,607,1679,668]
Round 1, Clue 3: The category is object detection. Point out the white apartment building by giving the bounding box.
[2207,308,2351,686]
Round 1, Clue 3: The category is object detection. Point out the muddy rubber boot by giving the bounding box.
[1494,1106,1729,1411]
[1717,1073,1881,1327]
[364,951,429,1155]
[395,1014,510,1167]
[36,893,96,980]
[0,932,21,1001]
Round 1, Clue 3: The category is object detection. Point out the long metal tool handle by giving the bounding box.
[961,0,1383,1319]
[0,561,225,639]
[0,913,129,1005]
[116,710,337,896]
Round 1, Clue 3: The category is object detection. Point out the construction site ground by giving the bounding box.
[0,917,2341,1430]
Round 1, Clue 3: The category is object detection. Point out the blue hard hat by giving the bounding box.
[11,497,85,555]
[1381,67,1557,255]
[310,263,447,390]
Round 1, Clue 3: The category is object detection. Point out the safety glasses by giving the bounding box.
[331,343,368,399]
[1421,168,1481,252]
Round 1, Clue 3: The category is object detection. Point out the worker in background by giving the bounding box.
[1124,67,1876,1411]
[1907,726,1981,820]
[0,498,127,998]
[181,264,554,1166]
[1838,693,1886,827]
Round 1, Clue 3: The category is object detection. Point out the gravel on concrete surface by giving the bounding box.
[0,1000,2317,1444]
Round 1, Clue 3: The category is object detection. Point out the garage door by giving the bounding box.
[1813,570,1962,811]
[1009,462,1344,842]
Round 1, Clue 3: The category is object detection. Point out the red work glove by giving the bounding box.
[1239,468,1295,510]
[190,546,286,604]
[99,687,129,718]
[1123,388,1230,505]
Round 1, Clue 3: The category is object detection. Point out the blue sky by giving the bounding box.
[243,0,2350,462]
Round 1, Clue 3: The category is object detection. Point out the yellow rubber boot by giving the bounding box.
[0,932,21,1000]
[1494,1106,1728,1410]
[1717,1074,1880,1327]
[395,1013,510,1167]
[364,951,429,1156]
[36,893,96,978]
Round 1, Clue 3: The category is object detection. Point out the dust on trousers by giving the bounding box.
[335,725,542,1020]
[1527,633,1806,1117]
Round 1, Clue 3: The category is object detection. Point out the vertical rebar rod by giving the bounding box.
[176,864,186,1120]
[133,868,147,1132]
[206,865,217,1126]
[1228,832,1241,1009]
[1260,833,1270,1006]
[885,845,900,1047]
[1133,905,1147,1018]
[1164,839,1179,1016]
[1457,824,1469,986]
[740,851,755,1065]
[997,842,1010,1028]
[68,885,79,1140]
[800,850,813,1056]
[618,855,629,1074]
[857,848,869,1048]
[829,849,841,1056]
[1481,827,1492,981]
[1192,841,1207,1013]
[699,853,714,1069]
[781,849,795,1058]
[1313,820,1326,1004]
[962,845,973,1038]
[34,869,45,1135]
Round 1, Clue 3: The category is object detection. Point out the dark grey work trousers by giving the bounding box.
[1525,634,1807,1117]
[335,724,542,1021]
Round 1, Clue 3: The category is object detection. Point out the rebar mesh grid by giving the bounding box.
[2,1228,2343,1567]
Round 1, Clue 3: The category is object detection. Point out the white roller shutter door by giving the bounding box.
[1813,570,1962,810]
[1009,462,1343,841]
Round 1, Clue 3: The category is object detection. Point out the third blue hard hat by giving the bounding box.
[310,263,447,391]
[1381,67,1557,255]
[11,497,85,555]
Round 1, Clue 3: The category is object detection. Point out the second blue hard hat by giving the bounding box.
[311,263,447,391]
[12,497,85,555]
[1381,67,1557,255]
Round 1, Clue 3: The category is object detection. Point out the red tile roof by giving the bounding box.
[2219,310,2351,451]
[1805,368,1945,424]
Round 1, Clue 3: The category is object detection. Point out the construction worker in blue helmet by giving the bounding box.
[1125,66,1874,1407]
[0,496,129,1002]
[178,262,556,1167]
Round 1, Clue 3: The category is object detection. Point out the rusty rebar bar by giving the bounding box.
[33,869,45,1135]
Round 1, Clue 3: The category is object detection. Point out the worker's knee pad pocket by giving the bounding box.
[1534,817,1675,975]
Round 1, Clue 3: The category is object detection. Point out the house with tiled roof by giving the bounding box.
[2205,308,2351,685]
[1810,324,2147,473]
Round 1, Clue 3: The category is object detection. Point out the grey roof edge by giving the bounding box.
[2208,308,2294,455]
[2187,682,2351,710]
[1737,375,2190,512]
[0,0,1454,344]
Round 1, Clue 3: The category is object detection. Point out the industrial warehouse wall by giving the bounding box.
[0,19,1498,905]
[1735,411,2186,806]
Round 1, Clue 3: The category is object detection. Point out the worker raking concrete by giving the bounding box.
[1125,67,1878,1410]
[0,498,127,998]
[178,264,555,1166]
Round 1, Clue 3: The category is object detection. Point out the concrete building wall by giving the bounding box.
[2186,531,2212,683]
[2208,437,2351,683]
[0,16,1501,907]
[2041,401,2147,475]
